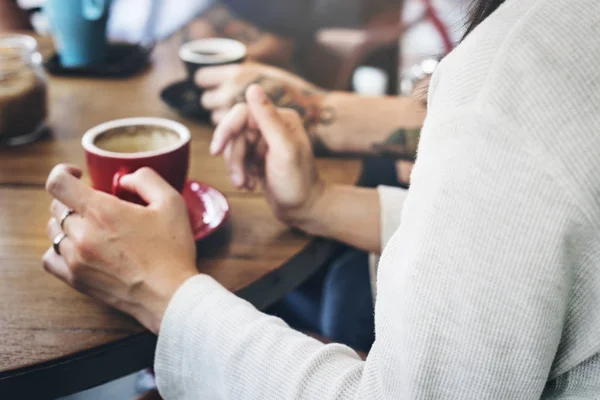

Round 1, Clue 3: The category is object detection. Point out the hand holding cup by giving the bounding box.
[43,118,198,334]
[43,164,198,334]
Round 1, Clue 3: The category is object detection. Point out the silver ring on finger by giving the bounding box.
[59,208,75,230]
[53,233,68,256]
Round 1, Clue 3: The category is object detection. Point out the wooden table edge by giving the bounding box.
[0,237,346,399]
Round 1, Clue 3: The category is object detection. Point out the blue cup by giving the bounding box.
[44,0,112,67]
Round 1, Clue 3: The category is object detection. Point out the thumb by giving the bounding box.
[245,84,291,152]
[119,167,179,207]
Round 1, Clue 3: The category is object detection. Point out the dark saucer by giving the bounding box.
[160,81,211,122]
[44,42,153,78]
[0,123,49,147]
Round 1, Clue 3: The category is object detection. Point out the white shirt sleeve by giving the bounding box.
[369,186,409,300]
[377,186,409,250]
[154,113,575,399]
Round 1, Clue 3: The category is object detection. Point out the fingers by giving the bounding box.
[195,65,240,88]
[211,103,250,155]
[118,167,180,207]
[211,109,229,126]
[42,247,122,306]
[50,199,84,235]
[245,85,293,153]
[46,164,92,214]
[42,247,73,284]
[201,88,234,110]
[223,135,247,188]
[275,108,306,142]
[46,217,76,260]
[54,163,83,179]
[212,87,304,156]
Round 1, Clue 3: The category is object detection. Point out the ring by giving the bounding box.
[53,233,67,256]
[59,208,75,229]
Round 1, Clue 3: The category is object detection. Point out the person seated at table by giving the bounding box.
[196,0,465,177]
[196,61,426,352]
[192,0,465,352]
[43,0,600,398]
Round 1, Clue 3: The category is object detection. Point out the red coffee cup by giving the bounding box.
[82,117,191,204]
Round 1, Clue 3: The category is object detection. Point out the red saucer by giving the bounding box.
[182,180,230,241]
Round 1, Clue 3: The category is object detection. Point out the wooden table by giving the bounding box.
[0,33,361,399]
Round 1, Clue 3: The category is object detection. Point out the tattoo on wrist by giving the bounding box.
[306,105,337,156]
[372,128,421,161]
[235,76,337,153]
[205,6,263,44]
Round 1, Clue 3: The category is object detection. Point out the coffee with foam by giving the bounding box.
[94,125,181,154]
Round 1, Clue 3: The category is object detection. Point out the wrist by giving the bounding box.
[303,90,326,129]
[135,269,198,334]
[283,182,335,237]
[308,92,347,154]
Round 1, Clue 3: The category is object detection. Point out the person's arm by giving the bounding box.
[41,89,577,400]
[154,114,575,399]
[289,184,408,254]
[188,4,294,67]
[0,0,32,32]
[312,92,425,155]
[197,63,426,156]
[209,86,410,254]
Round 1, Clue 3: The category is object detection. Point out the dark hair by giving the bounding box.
[463,0,506,38]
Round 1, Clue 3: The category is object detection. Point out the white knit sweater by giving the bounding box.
[155,0,600,398]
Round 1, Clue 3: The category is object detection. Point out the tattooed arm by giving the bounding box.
[255,85,424,160]
[314,93,425,156]
[188,4,294,67]
[197,63,325,124]
[197,63,427,158]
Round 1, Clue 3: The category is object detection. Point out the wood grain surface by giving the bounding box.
[0,31,361,391]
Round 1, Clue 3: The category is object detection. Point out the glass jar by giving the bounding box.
[0,34,48,146]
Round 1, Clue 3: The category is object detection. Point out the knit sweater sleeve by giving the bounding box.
[154,112,576,399]
[377,186,408,250]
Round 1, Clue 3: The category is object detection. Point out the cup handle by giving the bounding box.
[82,0,111,21]
[111,167,131,198]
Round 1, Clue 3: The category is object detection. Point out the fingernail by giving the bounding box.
[249,84,268,105]
[209,141,218,155]
[232,172,243,187]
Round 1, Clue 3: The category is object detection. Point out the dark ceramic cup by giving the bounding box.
[179,38,247,91]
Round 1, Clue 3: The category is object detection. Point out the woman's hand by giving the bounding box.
[196,63,326,126]
[211,84,325,227]
[43,165,198,334]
